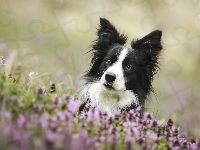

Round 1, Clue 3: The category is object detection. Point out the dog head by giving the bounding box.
[85,18,162,95]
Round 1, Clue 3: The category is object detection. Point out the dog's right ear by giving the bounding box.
[92,18,127,51]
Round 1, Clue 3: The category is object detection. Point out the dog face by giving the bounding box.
[85,18,162,96]
[80,18,162,115]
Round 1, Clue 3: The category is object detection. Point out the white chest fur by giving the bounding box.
[81,82,138,115]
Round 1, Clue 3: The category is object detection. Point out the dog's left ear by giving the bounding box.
[93,18,127,51]
[131,30,162,64]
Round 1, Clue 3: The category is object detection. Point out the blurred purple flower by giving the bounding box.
[71,130,88,150]
[189,143,198,150]
[67,99,81,114]
[39,114,49,129]
[45,130,55,145]
[12,128,30,150]
[0,43,6,50]
[123,121,138,128]
[125,134,135,143]
[63,94,73,101]
[86,136,98,145]
[107,135,118,144]
[1,110,11,119]
[172,146,180,150]
[57,112,66,121]
[93,107,101,119]
[34,104,43,113]
[133,126,141,139]
[17,114,26,128]
[147,131,158,141]
[52,96,62,108]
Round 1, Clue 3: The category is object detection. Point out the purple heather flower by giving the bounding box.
[67,99,81,114]
[1,110,11,120]
[144,113,153,120]
[125,134,135,143]
[108,125,115,134]
[168,137,176,142]
[107,135,118,144]
[63,94,73,101]
[64,110,74,120]
[45,130,55,144]
[85,109,95,121]
[52,96,63,108]
[50,116,57,122]
[98,135,106,142]
[93,107,101,119]
[172,146,180,150]
[152,120,158,127]
[123,121,138,128]
[178,137,187,145]
[57,112,66,121]
[33,104,43,113]
[39,114,49,129]
[133,126,141,139]
[71,130,88,149]
[189,143,198,150]
[136,106,141,111]
[49,121,59,132]
[12,128,30,150]
[147,131,158,141]
[86,136,98,146]
[2,125,12,136]
[137,136,146,145]
[167,119,173,127]
[17,114,26,128]
[129,109,135,115]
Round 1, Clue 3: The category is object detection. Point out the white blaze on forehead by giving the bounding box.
[108,48,128,75]
[100,48,129,91]
[118,48,128,63]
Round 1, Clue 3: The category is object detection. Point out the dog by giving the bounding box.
[79,18,162,117]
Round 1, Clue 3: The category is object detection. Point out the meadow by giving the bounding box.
[1,1,200,149]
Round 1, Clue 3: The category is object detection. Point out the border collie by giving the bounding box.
[79,18,162,117]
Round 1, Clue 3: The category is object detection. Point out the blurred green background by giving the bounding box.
[0,0,200,136]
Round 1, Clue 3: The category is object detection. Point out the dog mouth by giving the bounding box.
[103,83,115,90]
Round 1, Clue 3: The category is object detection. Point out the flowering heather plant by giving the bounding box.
[0,49,199,150]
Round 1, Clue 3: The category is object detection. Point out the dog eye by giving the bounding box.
[106,59,112,64]
[126,65,132,71]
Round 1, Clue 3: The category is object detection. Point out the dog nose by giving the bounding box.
[105,72,116,82]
